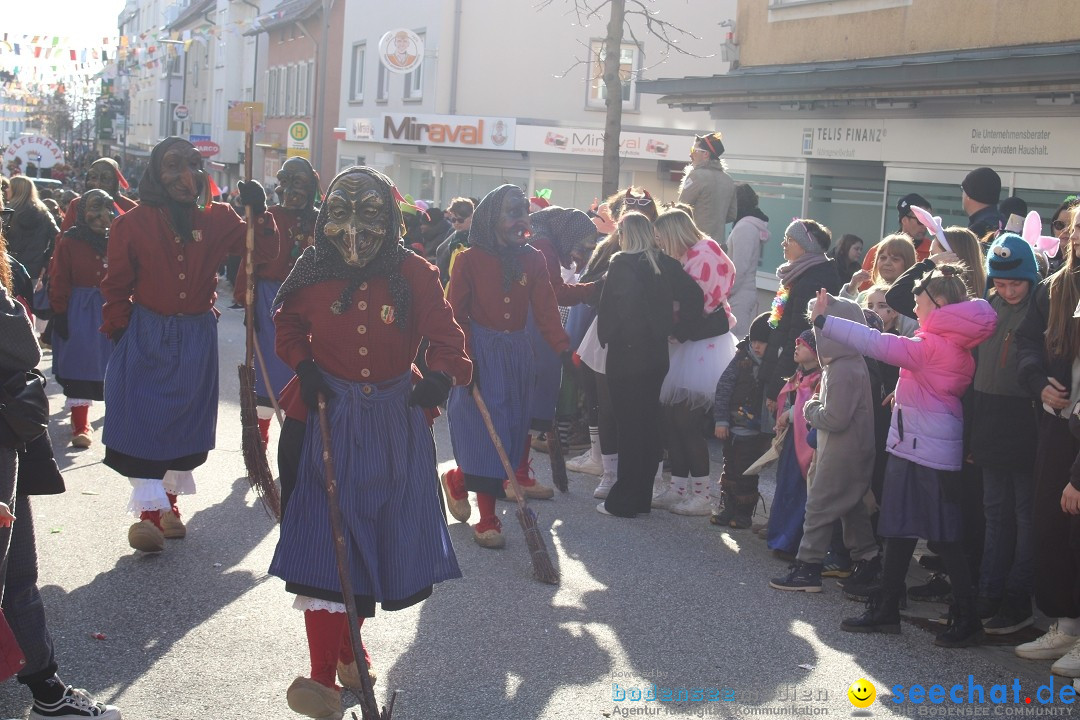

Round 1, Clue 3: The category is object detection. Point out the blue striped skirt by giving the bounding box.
[254,278,293,403]
[269,371,462,603]
[52,287,112,384]
[102,303,219,461]
[527,309,562,424]
[447,322,533,488]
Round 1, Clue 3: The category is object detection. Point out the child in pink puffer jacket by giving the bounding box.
[809,263,997,649]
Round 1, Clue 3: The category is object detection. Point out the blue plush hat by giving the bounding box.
[986,232,1039,289]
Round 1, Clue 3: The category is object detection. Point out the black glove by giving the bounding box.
[53,313,69,341]
[237,180,267,216]
[110,326,126,344]
[243,310,260,333]
[408,371,453,409]
[296,359,334,410]
[560,349,577,377]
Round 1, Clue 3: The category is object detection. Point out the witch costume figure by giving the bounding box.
[442,185,571,549]
[234,156,321,445]
[267,166,470,720]
[48,189,120,448]
[99,136,277,554]
[61,157,136,232]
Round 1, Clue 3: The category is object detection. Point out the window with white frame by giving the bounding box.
[586,40,641,110]
[404,33,424,100]
[277,65,287,117]
[376,63,389,102]
[297,62,309,116]
[349,43,365,102]
[267,67,278,116]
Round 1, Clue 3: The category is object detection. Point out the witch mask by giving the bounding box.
[321,171,390,268]
[81,189,115,236]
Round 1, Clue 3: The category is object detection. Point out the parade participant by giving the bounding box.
[48,189,118,448]
[515,205,600,498]
[677,132,736,247]
[5,177,58,283]
[443,185,570,548]
[61,158,135,232]
[233,157,320,446]
[266,166,469,719]
[100,136,278,554]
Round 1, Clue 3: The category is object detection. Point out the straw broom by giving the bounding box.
[471,386,560,585]
[237,106,281,521]
[317,394,397,720]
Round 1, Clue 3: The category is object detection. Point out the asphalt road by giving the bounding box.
[0,304,1071,719]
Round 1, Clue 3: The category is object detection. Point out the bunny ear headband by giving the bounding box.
[1022,210,1060,258]
[909,204,951,254]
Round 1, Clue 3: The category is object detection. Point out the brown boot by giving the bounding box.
[128,511,165,553]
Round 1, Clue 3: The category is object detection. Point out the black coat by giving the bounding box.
[761,260,840,398]
[7,207,58,280]
[598,251,704,377]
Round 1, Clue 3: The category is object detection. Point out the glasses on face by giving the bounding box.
[450,215,469,224]
[624,197,653,207]
[1053,220,1069,233]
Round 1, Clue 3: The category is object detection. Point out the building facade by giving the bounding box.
[639,0,1080,289]
[333,0,736,209]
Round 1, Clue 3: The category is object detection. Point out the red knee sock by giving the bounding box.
[71,405,90,435]
[166,492,180,517]
[474,493,500,533]
[257,416,271,446]
[444,467,467,500]
[515,443,536,487]
[304,610,346,689]
[139,510,163,531]
[338,616,372,668]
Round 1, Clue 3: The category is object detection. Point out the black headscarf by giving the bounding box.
[468,184,532,290]
[274,166,412,329]
[137,136,207,244]
[63,189,113,257]
[528,205,597,266]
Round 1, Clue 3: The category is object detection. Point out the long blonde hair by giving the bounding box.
[942,226,986,298]
[0,193,12,293]
[654,208,705,260]
[1045,205,1080,361]
[8,176,48,217]
[616,212,661,274]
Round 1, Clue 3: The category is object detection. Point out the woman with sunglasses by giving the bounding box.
[435,197,475,287]
[814,264,996,648]
[1047,196,1080,275]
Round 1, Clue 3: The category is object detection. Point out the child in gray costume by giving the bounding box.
[769,293,880,592]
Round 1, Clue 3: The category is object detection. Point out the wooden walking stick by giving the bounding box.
[471,386,560,585]
[237,105,281,521]
[317,393,396,720]
[252,337,285,426]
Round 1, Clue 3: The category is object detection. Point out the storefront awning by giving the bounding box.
[639,42,1080,112]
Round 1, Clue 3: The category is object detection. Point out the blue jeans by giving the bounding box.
[979,466,1034,601]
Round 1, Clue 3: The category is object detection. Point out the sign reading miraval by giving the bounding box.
[514,125,690,160]
[381,113,516,150]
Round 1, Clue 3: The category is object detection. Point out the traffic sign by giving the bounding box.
[174,104,190,121]
[286,121,311,159]
[193,139,220,158]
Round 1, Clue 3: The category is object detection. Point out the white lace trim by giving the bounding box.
[64,398,93,409]
[293,595,346,614]
[161,470,196,495]
[256,405,275,420]
[127,478,171,515]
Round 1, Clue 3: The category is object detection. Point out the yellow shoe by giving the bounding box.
[161,510,186,539]
[127,520,164,553]
[523,483,555,500]
[473,528,506,549]
[336,660,377,690]
[439,470,471,523]
[286,677,343,720]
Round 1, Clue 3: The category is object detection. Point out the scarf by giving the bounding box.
[528,206,597,265]
[736,206,769,224]
[273,167,411,329]
[468,184,532,291]
[775,252,831,287]
[778,367,822,479]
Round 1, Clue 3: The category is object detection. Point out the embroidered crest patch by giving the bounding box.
[518,274,528,286]
[381,305,395,324]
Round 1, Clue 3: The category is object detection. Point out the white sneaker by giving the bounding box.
[593,473,617,499]
[1016,624,1080,660]
[670,493,713,516]
[1052,639,1080,677]
[651,488,684,510]
[567,449,603,476]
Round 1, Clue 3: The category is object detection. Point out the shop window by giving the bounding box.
[441,164,530,204]
[586,40,641,111]
[883,180,967,241]
[807,167,885,257]
[726,171,805,277]
[404,33,424,101]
